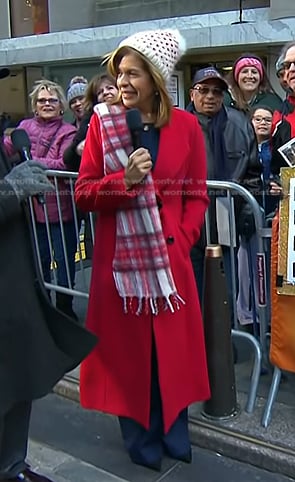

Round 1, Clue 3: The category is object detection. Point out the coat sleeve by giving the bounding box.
[75,113,140,213]
[0,179,21,224]
[240,121,262,196]
[179,115,209,248]
[63,113,91,171]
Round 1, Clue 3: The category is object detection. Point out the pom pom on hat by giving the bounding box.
[67,76,88,104]
[118,29,186,82]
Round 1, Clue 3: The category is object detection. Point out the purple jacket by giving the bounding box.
[4,116,76,223]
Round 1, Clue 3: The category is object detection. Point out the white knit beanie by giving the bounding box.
[118,29,186,82]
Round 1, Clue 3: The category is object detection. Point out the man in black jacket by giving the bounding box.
[0,68,96,482]
[187,67,261,315]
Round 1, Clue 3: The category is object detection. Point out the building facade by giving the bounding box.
[0,0,295,121]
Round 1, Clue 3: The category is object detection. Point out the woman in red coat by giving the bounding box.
[75,28,210,471]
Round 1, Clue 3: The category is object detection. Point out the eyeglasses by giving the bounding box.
[282,60,295,70]
[36,98,60,105]
[252,116,272,124]
[192,85,224,97]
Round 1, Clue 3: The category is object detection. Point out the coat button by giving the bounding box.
[166,235,174,245]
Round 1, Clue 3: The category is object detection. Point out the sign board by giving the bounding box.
[277,167,295,295]
[167,71,185,109]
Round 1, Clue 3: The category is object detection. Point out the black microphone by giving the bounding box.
[11,128,32,163]
[11,128,45,204]
[126,108,143,150]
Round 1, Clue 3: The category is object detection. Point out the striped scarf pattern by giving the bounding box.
[94,103,184,315]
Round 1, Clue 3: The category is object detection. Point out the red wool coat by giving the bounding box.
[75,106,210,433]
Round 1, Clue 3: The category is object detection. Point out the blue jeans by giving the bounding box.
[36,221,77,288]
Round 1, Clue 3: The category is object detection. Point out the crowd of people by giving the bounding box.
[0,29,294,480]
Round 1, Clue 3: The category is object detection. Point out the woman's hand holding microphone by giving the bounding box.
[124,148,152,190]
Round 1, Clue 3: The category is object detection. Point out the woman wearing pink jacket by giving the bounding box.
[4,80,78,319]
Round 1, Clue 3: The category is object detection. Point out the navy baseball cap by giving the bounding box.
[192,67,228,90]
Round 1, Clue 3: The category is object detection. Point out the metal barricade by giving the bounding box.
[205,181,270,414]
[29,170,94,301]
[28,173,276,421]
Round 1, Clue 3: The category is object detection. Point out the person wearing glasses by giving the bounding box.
[4,80,78,320]
[272,41,295,176]
[237,106,282,331]
[187,67,261,325]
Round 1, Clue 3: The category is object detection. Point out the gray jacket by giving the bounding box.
[186,103,262,245]
[187,102,260,187]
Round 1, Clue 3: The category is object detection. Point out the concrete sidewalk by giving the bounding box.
[29,394,295,482]
[28,440,128,482]
[54,362,295,479]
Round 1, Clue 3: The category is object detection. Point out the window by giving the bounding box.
[10,0,49,37]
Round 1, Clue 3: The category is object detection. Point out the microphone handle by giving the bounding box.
[131,129,142,150]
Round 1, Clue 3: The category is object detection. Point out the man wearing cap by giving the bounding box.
[187,66,261,314]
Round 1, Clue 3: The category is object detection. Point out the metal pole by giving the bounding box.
[202,244,238,420]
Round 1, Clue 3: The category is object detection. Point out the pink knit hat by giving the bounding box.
[234,57,264,82]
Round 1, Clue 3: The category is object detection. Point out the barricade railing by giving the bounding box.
[29,170,92,300]
[205,181,271,415]
[28,172,274,419]
[206,181,270,361]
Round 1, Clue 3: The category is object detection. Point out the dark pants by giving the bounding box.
[119,340,190,465]
[36,221,77,288]
[0,401,31,479]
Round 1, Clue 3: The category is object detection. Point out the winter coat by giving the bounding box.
[0,142,96,416]
[75,107,211,433]
[63,111,92,171]
[271,95,295,175]
[223,90,283,113]
[4,116,76,223]
[187,102,261,243]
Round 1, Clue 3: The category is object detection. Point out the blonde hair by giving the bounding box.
[29,79,67,113]
[107,46,172,128]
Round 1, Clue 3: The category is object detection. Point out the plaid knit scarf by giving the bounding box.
[94,102,184,315]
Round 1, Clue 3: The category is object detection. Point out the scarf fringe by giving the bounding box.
[122,294,185,316]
